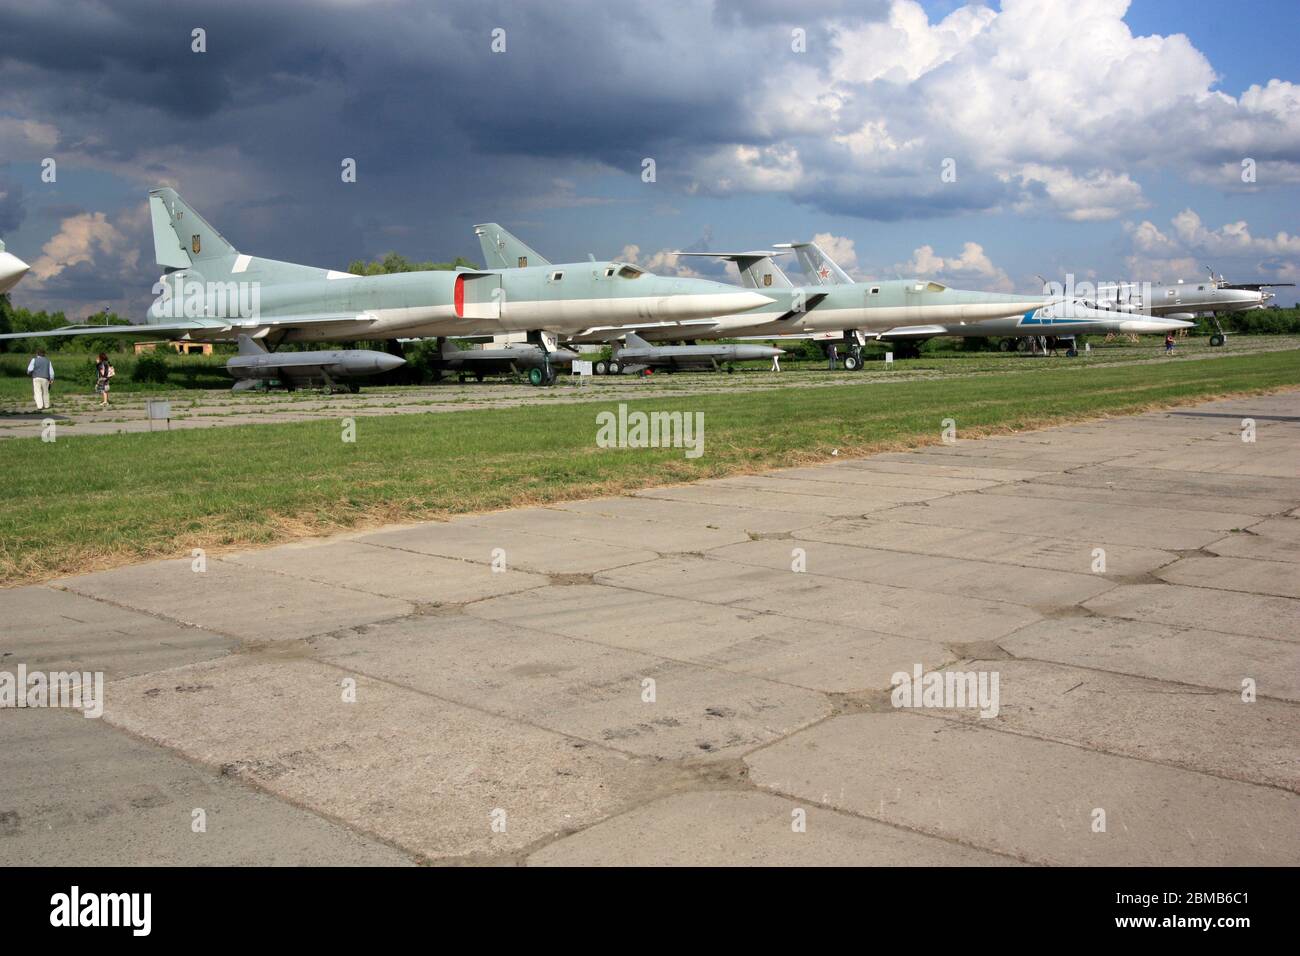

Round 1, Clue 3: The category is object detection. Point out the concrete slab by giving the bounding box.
[1118,443,1300,479]
[359,520,659,575]
[226,538,550,604]
[313,613,830,760]
[704,474,947,505]
[1001,615,1300,702]
[1084,583,1300,642]
[57,558,411,642]
[527,791,1012,866]
[0,585,234,678]
[1206,518,1300,564]
[746,713,1300,865]
[465,584,955,693]
[1157,554,1300,599]
[978,480,1294,517]
[633,484,883,517]
[0,709,415,865]
[1026,464,1300,504]
[709,538,1115,607]
[768,462,1001,493]
[873,493,1259,550]
[929,659,1298,791]
[597,555,1041,642]
[461,506,749,554]
[848,457,1053,482]
[102,655,665,862]
[795,518,1175,578]
[553,494,827,534]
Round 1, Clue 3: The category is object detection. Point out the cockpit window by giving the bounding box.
[549,271,564,281]
[617,265,644,279]
[925,282,947,292]
[604,267,615,278]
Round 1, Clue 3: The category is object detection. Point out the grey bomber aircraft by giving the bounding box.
[477,229,1047,370]
[227,334,404,391]
[0,191,772,386]
[0,239,30,294]
[1068,268,1295,346]
[788,242,1195,357]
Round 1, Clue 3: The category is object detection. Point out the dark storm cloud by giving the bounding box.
[0,177,25,233]
[0,0,900,314]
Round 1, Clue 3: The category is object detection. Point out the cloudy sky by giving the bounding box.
[1,0,1297,319]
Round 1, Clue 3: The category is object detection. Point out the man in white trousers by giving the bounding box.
[27,347,54,410]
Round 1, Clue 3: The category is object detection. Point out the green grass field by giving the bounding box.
[1,348,1297,585]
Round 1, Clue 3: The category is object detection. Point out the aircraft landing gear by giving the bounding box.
[1208,316,1228,347]
[843,348,863,371]
[525,330,561,386]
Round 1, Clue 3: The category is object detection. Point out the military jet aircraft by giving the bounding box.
[0,239,30,294]
[789,242,1196,357]
[0,191,772,385]
[598,331,783,374]
[477,231,1047,370]
[1072,268,1295,346]
[226,335,404,392]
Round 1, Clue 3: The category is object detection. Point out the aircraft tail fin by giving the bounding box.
[777,242,854,286]
[674,251,794,290]
[473,223,551,270]
[236,334,267,356]
[150,187,239,271]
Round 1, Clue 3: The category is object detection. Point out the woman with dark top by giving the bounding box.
[95,352,113,406]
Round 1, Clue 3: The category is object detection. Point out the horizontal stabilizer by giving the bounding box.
[674,251,795,290]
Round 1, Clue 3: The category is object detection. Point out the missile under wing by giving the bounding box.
[226,334,404,391]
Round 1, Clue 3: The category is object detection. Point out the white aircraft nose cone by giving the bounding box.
[0,250,30,294]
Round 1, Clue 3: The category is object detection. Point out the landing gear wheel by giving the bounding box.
[594,361,608,375]
[843,354,860,371]
[608,361,621,375]
[1210,333,1225,347]
[998,339,1013,352]
[528,367,545,386]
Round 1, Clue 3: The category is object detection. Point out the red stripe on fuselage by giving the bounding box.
[454,274,465,317]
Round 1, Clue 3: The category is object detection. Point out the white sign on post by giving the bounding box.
[146,399,171,431]
[884,352,894,366]
[573,360,592,385]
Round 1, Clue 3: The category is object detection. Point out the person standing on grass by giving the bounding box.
[1165,332,1176,355]
[27,347,53,411]
[827,343,837,370]
[94,352,114,406]
[771,351,781,372]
